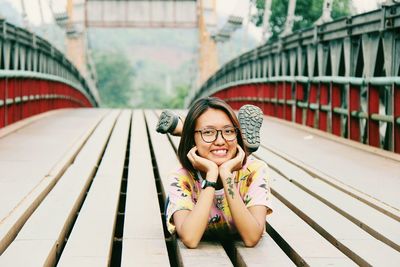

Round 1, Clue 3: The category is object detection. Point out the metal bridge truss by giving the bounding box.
[190,4,400,154]
[83,0,197,28]
[0,20,100,129]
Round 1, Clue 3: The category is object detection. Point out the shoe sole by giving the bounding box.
[238,105,263,153]
[156,111,179,134]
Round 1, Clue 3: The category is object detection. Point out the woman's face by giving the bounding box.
[194,108,238,166]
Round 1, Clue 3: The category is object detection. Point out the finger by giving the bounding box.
[187,149,195,163]
[237,145,245,164]
[187,146,196,157]
[235,145,243,158]
[192,148,202,161]
[188,146,197,155]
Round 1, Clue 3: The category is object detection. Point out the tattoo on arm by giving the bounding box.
[227,176,234,199]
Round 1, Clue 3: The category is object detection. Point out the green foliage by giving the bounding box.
[168,85,190,108]
[89,29,196,109]
[94,51,134,108]
[135,83,190,109]
[331,0,351,19]
[93,48,191,109]
[295,0,324,30]
[251,0,351,40]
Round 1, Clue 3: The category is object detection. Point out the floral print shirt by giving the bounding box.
[166,156,273,234]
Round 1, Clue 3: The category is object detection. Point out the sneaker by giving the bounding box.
[156,110,180,134]
[238,105,263,153]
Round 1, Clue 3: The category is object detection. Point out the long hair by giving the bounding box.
[177,97,248,174]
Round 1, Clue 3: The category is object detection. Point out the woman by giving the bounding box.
[166,97,272,248]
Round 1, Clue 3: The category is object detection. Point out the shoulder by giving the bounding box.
[170,167,192,177]
[168,167,199,197]
[237,157,269,184]
[168,167,197,185]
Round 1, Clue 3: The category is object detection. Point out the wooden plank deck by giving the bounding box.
[260,117,400,213]
[0,109,109,254]
[0,110,119,266]
[121,110,170,266]
[0,108,399,266]
[57,110,131,266]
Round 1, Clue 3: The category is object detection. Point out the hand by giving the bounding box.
[187,147,218,180]
[219,145,245,176]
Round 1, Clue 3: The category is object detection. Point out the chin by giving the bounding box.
[212,157,230,166]
[215,161,224,166]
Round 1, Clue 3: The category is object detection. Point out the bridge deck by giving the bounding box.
[0,108,399,266]
[259,116,400,217]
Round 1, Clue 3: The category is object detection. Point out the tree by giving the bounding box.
[167,84,190,109]
[135,83,189,109]
[251,0,351,40]
[93,51,134,108]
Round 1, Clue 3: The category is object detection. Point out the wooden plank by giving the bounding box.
[0,109,108,254]
[265,116,400,162]
[257,147,400,252]
[121,110,170,267]
[57,110,131,266]
[235,234,296,267]
[122,239,170,266]
[145,110,233,267]
[260,116,400,214]
[145,110,180,199]
[0,109,66,139]
[266,165,400,266]
[0,111,119,266]
[176,239,233,267]
[266,197,355,266]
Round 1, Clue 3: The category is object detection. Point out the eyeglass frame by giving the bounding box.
[194,126,239,143]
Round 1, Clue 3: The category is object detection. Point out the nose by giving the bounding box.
[214,130,226,144]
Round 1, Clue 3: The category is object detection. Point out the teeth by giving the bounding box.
[212,149,227,155]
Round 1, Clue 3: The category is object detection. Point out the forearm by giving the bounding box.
[176,187,215,248]
[221,172,264,246]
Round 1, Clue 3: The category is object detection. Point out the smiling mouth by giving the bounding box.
[211,149,228,156]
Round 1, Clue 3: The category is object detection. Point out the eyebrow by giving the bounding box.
[201,124,234,129]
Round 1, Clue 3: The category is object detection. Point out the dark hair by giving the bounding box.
[177,97,248,174]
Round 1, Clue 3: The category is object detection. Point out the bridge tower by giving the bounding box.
[198,0,219,86]
[66,0,88,77]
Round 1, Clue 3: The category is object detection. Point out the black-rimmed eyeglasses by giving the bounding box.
[194,126,238,143]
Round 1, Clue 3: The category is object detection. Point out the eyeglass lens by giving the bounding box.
[200,127,237,142]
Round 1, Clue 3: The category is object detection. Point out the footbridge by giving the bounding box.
[0,2,400,267]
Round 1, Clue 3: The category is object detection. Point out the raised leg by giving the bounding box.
[238,105,263,153]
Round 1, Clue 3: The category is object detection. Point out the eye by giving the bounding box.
[202,129,216,136]
[224,128,235,134]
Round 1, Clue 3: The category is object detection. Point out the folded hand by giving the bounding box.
[187,146,219,180]
[219,145,245,175]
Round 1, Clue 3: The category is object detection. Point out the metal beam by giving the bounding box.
[83,1,197,28]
